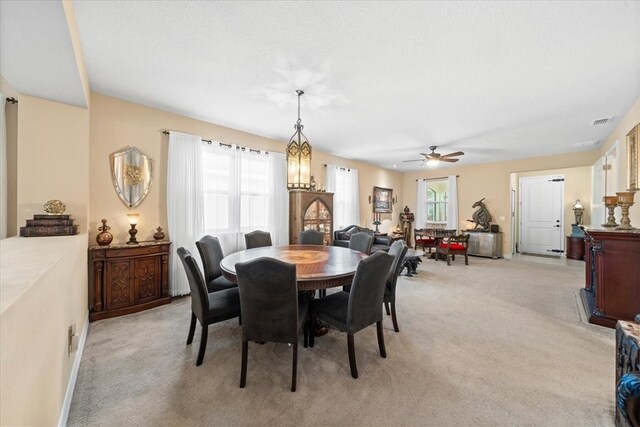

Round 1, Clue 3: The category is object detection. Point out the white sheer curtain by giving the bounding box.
[0,93,6,239]
[167,131,204,296]
[325,164,360,229]
[267,152,289,245]
[446,175,459,231]
[415,179,428,229]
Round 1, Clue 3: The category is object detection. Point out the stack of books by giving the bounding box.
[19,214,78,237]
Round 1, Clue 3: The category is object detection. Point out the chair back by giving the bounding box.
[386,240,408,295]
[177,247,209,320]
[245,230,273,249]
[299,229,324,245]
[235,257,299,343]
[349,232,374,254]
[195,235,224,283]
[347,251,395,333]
[447,234,470,248]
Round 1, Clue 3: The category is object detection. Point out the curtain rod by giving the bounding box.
[5,97,18,104]
[161,129,270,155]
[323,163,352,172]
[416,175,459,181]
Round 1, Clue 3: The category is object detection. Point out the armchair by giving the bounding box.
[333,225,392,252]
[435,234,470,266]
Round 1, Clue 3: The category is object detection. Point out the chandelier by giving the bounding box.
[286,90,312,190]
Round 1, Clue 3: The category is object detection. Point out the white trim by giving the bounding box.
[58,311,89,427]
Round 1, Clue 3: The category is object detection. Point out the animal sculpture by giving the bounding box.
[470,198,491,231]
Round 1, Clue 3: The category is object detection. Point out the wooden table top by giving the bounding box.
[220,245,368,291]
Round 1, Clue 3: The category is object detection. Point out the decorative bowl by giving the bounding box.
[43,199,66,215]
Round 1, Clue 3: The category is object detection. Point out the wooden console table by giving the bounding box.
[89,241,171,321]
[581,229,640,328]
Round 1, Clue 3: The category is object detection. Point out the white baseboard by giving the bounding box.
[58,311,89,427]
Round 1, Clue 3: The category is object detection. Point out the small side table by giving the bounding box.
[565,236,585,260]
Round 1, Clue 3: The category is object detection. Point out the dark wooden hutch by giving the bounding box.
[581,228,640,328]
[289,190,334,246]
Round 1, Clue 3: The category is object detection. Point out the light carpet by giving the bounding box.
[68,255,615,426]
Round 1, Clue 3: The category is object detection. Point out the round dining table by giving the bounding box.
[220,245,368,291]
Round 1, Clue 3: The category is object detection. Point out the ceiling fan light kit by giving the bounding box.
[402,145,465,167]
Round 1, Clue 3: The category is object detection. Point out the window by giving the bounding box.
[426,180,448,223]
[201,144,288,252]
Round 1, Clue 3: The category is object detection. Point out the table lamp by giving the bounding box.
[127,213,140,245]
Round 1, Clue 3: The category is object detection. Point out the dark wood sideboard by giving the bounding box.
[581,229,640,328]
[89,241,171,321]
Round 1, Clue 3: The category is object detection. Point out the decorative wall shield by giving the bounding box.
[109,146,154,208]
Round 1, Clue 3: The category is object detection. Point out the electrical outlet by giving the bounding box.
[68,323,78,355]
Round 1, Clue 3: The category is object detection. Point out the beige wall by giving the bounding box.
[89,93,402,243]
[17,95,90,233]
[403,150,600,255]
[600,96,640,226]
[1,75,19,236]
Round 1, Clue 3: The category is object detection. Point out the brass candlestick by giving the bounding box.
[602,196,618,228]
[615,191,636,230]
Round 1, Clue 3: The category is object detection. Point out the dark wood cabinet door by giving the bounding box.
[105,259,135,310]
[134,256,160,304]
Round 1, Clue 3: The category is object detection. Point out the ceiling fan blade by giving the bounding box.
[419,153,431,157]
[441,151,465,158]
[402,159,426,163]
[440,158,459,163]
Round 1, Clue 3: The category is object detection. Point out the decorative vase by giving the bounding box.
[602,196,618,228]
[615,191,636,230]
[96,219,113,246]
[153,227,165,241]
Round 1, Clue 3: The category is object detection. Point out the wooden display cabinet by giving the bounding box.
[581,229,640,328]
[89,241,171,321]
[289,190,334,245]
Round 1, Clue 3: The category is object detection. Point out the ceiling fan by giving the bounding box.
[403,146,465,166]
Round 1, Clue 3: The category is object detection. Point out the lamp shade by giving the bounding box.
[127,213,140,225]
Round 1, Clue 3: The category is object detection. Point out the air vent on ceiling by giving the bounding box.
[591,117,614,126]
[574,140,600,148]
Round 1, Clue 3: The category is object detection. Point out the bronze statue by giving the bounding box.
[400,206,415,244]
[469,198,491,231]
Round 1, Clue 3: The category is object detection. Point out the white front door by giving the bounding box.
[520,175,564,256]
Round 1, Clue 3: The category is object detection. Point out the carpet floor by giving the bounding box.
[68,255,615,426]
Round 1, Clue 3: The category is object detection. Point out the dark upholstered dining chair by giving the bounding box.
[196,235,237,293]
[310,251,394,379]
[348,232,374,255]
[235,257,309,392]
[177,247,241,366]
[244,230,273,249]
[298,229,324,245]
[384,240,409,333]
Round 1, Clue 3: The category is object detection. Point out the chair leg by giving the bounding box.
[347,334,358,379]
[447,254,451,266]
[291,342,298,392]
[240,340,248,388]
[465,253,469,265]
[309,313,315,348]
[384,301,391,316]
[186,312,196,345]
[303,321,308,348]
[390,301,400,333]
[377,320,387,358]
[196,324,208,366]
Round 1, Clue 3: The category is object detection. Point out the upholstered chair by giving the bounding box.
[235,257,309,392]
[310,251,394,378]
[435,234,470,265]
[244,230,273,249]
[384,240,409,332]
[348,232,374,255]
[298,229,324,245]
[177,247,241,366]
[195,235,237,292]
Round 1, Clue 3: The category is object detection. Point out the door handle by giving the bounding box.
[554,225,561,228]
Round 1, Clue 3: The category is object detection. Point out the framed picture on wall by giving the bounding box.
[373,186,393,213]
[628,123,639,191]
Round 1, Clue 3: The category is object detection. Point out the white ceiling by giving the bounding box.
[17,1,640,170]
[0,1,87,108]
